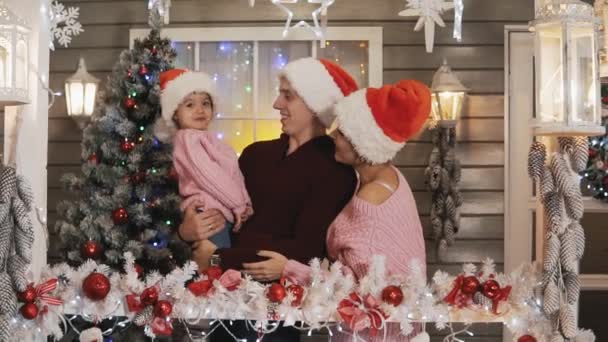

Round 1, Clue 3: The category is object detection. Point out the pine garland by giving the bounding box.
[426,127,462,260]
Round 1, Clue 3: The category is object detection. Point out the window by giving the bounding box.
[130,27,382,153]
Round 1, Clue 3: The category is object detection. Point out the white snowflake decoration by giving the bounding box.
[398,0,456,53]
[48,0,83,50]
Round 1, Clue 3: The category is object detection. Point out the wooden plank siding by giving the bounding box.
[48,1,535,339]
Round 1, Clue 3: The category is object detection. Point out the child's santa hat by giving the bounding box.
[154,68,219,142]
[278,57,358,127]
[333,79,432,164]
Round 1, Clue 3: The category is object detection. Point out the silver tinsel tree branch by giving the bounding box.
[426,127,462,261]
[527,138,591,341]
[0,166,35,341]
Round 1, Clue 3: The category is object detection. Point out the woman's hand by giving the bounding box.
[192,239,218,271]
[232,206,253,233]
[242,251,288,282]
[178,203,227,242]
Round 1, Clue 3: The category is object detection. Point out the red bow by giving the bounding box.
[36,279,62,306]
[125,285,159,313]
[187,269,241,297]
[151,317,173,336]
[338,293,387,336]
[491,285,512,314]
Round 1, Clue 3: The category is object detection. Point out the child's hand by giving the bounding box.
[233,207,253,233]
[233,214,244,233]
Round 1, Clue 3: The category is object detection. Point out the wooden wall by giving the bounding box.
[49,1,535,340]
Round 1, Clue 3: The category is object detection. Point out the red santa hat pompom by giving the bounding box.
[333,79,432,164]
[279,57,358,127]
[154,68,219,142]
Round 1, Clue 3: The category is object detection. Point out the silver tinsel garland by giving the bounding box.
[527,138,590,341]
[425,127,462,261]
[0,166,35,341]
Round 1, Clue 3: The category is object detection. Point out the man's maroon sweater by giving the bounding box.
[217,134,356,270]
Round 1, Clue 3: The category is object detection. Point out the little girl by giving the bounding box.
[154,68,252,252]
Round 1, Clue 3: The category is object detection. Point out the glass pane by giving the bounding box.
[200,42,254,118]
[255,119,283,142]
[538,24,564,123]
[569,24,597,123]
[580,213,608,274]
[580,291,608,341]
[208,119,254,155]
[317,40,369,88]
[172,42,194,69]
[258,41,311,119]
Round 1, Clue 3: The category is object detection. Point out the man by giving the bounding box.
[178,57,358,341]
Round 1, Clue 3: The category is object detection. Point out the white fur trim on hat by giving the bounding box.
[279,57,344,128]
[155,72,218,142]
[334,89,405,165]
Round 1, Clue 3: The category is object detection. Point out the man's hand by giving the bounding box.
[192,239,218,271]
[242,251,288,282]
[178,203,227,242]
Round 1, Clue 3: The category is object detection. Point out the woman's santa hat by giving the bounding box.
[278,57,358,127]
[333,79,431,165]
[154,68,219,142]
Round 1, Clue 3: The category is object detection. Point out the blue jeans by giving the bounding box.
[210,221,232,249]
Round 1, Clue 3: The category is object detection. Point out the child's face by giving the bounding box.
[173,92,214,130]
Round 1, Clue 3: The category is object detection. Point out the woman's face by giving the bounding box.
[331,129,360,165]
[173,92,214,130]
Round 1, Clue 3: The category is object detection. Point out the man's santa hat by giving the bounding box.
[333,79,432,164]
[278,57,358,127]
[154,68,219,142]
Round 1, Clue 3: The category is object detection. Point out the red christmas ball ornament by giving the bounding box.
[80,240,103,260]
[17,286,37,303]
[112,208,129,225]
[204,266,223,281]
[139,65,149,75]
[120,139,135,153]
[131,172,146,185]
[381,285,404,306]
[482,279,501,300]
[286,284,305,306]
[518,335,537,342]
[140,287,159,306]
[168,167,179,182]
[124,97,136,109]
[154,300,173,318]
[87,153,99,164]
[20,303,39,320]
[267,283,286,303]
[134,263,144,278]
[187,279,213,297]
[461,276,481,295]
[151,46,158,55]
[82,272,111,301]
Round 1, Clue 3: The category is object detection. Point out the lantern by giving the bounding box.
[65,57,99,129]
[530,0,605,136]
[0,1,30,106]
[430,59,468,128]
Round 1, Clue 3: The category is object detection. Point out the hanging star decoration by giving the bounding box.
[148,0,171,27]
[399,0,455,53]
[270,0,335,47]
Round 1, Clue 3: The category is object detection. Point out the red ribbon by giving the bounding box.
[187,269,241,297]
[443,275,464,305]
[125,285,159,313]
[491,285,512,314]
[151,317,173,336]
[35,279,62,306]
[337,293,387,336]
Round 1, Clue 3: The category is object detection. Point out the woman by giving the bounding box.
[242,79,431,341]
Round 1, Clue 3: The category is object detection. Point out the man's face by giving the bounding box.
[272,77,317,136]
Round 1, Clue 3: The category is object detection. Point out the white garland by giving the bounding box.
[7,255,555,341]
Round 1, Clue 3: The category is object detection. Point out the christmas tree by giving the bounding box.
[580,83,608,202]
[55,26,190,274]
